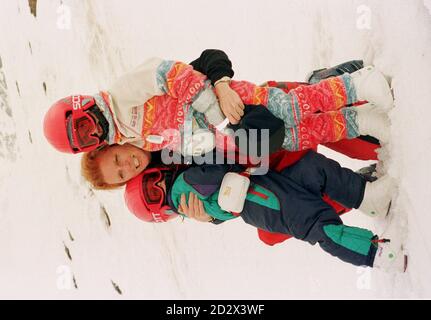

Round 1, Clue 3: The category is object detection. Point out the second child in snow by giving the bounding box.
[124,150,407,273]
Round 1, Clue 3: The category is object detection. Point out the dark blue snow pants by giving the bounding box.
[280,151,378,267]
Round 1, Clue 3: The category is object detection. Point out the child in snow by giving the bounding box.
[124,150,407,273]
[43,50,393,157]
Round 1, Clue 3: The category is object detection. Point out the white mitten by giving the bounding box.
[181,129,215,156]
[191,88,226,127]
[218,172,250,213]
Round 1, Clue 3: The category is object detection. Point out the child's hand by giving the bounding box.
[179,193,213,222]
[215,82,244,125]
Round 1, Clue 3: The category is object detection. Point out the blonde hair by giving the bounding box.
[81,146,126,190]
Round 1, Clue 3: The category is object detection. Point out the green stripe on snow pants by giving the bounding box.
[305,218,377,267]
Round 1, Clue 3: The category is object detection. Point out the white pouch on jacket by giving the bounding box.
[218,172,250,213]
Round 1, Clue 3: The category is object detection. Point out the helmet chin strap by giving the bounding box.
[163,169,175,196]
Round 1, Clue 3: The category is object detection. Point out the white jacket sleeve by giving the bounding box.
[108,57,165,110]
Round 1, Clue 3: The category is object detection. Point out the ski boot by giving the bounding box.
[353,103,391,144]
[358,175,396,218]
[350,66,394,110]
[372,238,408,273]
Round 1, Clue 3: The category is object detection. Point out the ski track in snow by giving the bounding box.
[0,0,430,299]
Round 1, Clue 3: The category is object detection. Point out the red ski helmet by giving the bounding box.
[43,95,107,154]
[124,167,178,223]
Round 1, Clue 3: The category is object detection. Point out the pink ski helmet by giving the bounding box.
[124,167,178,223]
[43,95,107,154]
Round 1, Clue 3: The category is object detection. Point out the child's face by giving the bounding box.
[97,144,152,185]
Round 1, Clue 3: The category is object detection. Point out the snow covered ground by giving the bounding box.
[0,0,430,299]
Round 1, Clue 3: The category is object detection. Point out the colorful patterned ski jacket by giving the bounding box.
[104,57,215,151]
